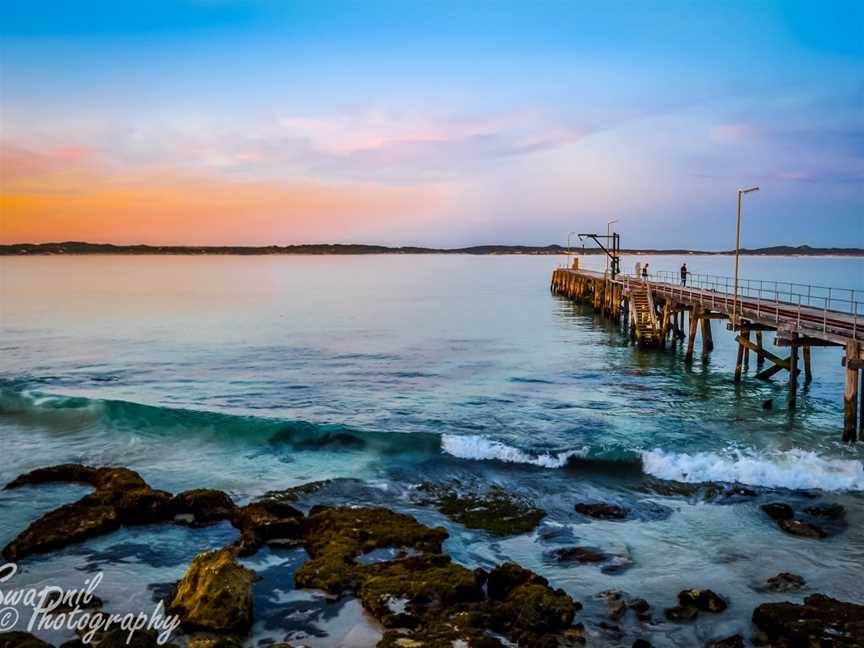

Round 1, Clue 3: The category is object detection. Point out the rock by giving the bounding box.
[486,562,548,601]
[633,640,653,648]
[3,493,121,561]
[416,483,545,536]
[167,548,256,634]
[295,506,448,594]
[491,580,579,637]
[706,635,744,648]
[4,464,98,489]
[230,499,304,556]
[574,503,630,520]
[664,605,699,622]
[803,503,845,519]
[2,465,174,561]
[598,590,627,620]
[677,589,727,613]
[761,502,794,521]
[778,518,825,538]
[0,633,53,648]
[552,546,607,564]
[263,480,333,502]
[765,572,806,592]
[97,629,179,648]
[753,594,864,647]
[169,489,236,524]
[186,636,244,648]
[359,553,484,628]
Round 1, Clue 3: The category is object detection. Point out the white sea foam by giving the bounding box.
[641,448,864,492]
[441,434,584,468]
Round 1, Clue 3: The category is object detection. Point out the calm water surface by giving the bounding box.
[1,254,863,647]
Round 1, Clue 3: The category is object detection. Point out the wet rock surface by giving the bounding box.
[415,482,546,536]
[664,589,727,622]
[0,633,54,648]
[230,498,304,556]
[574,503,630,520]
[2,465,173,561]
[753,594,864,647]
[552,546,608,564]
[764,572,807,592]
[706,635,744,648]
[167,548,256,634]
[169,489,236,525]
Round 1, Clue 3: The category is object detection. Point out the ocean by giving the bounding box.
[1,253,863,647]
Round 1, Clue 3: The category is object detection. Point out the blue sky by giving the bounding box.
[1,1,862,247]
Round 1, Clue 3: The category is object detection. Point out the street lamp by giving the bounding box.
[566,231,576,269]
[606,219,619,275]
[732,186,760,328]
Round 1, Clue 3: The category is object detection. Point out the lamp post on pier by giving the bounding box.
[732,186,759,328]
[566,231,576,269]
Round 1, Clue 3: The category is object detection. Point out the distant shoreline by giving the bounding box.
[1,242,862,257]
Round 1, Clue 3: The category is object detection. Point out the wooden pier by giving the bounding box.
[551,266,864,441]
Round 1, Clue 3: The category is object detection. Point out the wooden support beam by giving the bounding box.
[660,301,671,348]
[736,335,790,370]
[775,336,842,348]
[803,343,812,384]
[789,337,799,410]
[734,329,750,383]
[844,341,860,443]
[756,363,786,381]
[686,306,700,362]
[841,357,864,370]
[701,315,714,355]
[756,331,765,369]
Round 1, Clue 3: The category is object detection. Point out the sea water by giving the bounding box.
[1,254,863,647]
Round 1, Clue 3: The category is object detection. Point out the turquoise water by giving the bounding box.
[1,254,863,647]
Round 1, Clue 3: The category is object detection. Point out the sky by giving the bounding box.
[0,0,862,248]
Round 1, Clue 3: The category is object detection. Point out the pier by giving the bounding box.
[551,265,864,441]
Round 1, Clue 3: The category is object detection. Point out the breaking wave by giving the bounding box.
[641,448,864,492]
[440,434,586,468]
[3,385,863,491]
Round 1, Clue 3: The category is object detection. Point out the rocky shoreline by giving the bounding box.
[2,464,863,648]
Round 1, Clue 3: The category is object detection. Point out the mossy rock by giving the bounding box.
[360,554,484,627]
[417,483,545,536]
[0,632,54,648]
[295,506,447,595]
[167,548,256,634]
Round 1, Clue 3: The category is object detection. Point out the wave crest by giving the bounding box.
[641,448,864,492]
[441,434,585,468]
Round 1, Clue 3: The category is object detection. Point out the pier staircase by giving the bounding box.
[630,287,661,347]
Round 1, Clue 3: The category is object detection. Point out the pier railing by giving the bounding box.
[652,270,862,319]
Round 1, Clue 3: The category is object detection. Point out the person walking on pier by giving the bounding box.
[641,262,649,285]
[680,263,688,286]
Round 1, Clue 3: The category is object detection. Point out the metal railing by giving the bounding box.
[651,270,861,317]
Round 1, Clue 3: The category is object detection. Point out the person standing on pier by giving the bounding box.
[642,262,649,284]
[680,263,688,286]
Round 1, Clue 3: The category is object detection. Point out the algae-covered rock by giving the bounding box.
[677,589,727,613]
[706,635,744,648]
[167,548,256,634]
[0,632,53,648]
[778,518,826,538]
[574,502,630,520]
[230,499,304,556]
[2,465,174,561]
[761,502,794,521]
[752,594,864,647]
[417,483,545,536]
[360,553,484,628]
[295,506,448,594]
[170,489,236,524]
[765,572,806,592]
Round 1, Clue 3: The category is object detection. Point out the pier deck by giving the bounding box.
[551,266,864,441]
